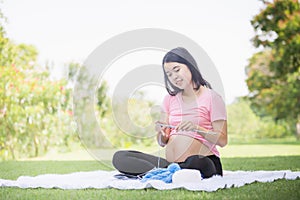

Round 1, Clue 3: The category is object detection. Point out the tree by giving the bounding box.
[246,0,300,136]
[0,44,75,159]
[96,81,110,118]
[0,9,76,159]
[65,61,111,120]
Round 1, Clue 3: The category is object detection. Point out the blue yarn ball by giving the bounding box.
[141,163,181,183]
[167,163,181,173]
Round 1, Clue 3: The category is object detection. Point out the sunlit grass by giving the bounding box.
[19,138,300,162]
[2,138,298,199]
[219,144,300,157]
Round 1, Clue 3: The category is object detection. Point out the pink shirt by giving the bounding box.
[162,88,227,157]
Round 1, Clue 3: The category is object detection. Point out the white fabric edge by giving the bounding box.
[0,170,299,191]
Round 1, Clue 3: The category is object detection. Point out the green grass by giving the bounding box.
[219,144,300,158]
[227,135,300,145]
[22,142,300,161]
[1,156,300,200]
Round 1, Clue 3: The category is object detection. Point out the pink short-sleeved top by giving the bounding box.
[162,88,227,157]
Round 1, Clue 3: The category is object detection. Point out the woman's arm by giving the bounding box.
[175,120,228,147]
[206,120,227,147]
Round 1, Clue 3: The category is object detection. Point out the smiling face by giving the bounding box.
[164,62,193,90]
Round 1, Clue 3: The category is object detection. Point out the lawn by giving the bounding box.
[1,143,300,200]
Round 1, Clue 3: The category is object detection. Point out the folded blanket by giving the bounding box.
[0,170,299,191]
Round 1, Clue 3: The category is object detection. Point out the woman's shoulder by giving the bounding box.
[203,87,223,99]
[198,88,225,105]
[205,88,226,109]
[162,93,180,111]
[162,93,181,104]
[164,93,180,100]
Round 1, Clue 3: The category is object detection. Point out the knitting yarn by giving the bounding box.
[141,163,181,183]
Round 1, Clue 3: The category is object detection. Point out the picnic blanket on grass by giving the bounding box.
[1,170,299,191]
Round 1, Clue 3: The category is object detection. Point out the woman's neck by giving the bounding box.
[182,85,203,100]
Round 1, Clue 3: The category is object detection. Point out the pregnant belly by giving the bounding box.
[165,135,213,162]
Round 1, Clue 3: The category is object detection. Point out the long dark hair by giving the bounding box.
[162,47,211,96]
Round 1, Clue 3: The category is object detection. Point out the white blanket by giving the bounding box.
[1,170,299,191]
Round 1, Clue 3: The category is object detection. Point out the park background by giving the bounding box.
[0,0,299,199]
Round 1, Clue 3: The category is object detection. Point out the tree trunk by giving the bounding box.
[34,135,39,157]
[296,121,300,141]
[9,144,15,160]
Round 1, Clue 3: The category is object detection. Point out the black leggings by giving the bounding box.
[112,150,223,179]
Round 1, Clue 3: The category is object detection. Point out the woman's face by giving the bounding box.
[164,62,192,90]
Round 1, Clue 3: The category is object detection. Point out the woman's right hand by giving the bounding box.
[155,121,171,138]
[155,121,170,147]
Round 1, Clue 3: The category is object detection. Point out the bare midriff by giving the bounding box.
[165,135,214,162]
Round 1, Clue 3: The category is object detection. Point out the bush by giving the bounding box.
[0,30,77,160]
[256,118,289,138]
[227,98,292,141]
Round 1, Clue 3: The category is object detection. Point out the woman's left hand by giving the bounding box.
[175,121,197,132]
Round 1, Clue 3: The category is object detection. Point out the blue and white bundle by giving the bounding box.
[141,163,181,183]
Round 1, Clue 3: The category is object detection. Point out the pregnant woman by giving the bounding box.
[112,47,227,179]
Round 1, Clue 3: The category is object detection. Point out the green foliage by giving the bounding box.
[246,0,300,134]
[257,117,290,138]
[67,62,81,83]
[227,98,261,139]
[73,76,158,150]
[69,62,113,149]
[0,18,77,160]
[227,98,291,141]
[0,60,76,159]
[96,81,110,118]
[251,0,300,73]
[99,96,157,149]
